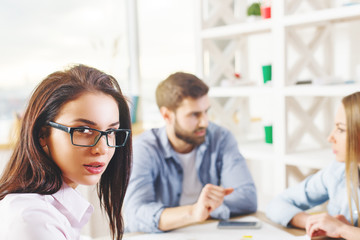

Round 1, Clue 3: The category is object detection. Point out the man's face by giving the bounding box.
[172,95,210,147]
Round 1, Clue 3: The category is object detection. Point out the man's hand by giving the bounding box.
[158,184,233,231]
[190,184,234,222]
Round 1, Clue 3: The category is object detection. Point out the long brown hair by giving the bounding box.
[342,91,360,226]
[0,64,132,240]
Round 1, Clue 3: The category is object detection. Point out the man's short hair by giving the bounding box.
[155,72,209,111]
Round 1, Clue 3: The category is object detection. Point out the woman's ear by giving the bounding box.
[38,127,48,148]
[39,127,50,155]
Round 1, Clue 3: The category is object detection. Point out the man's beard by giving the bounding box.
[174,118,206,147]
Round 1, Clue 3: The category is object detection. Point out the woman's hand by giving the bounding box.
[305,213,350,238]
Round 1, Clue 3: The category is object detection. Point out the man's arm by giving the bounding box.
[212,130,257,219]
[158,184,233,231]
[123,135,166,233]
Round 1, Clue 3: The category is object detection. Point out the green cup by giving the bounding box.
[262,64,272,84]
[264,125,273,144]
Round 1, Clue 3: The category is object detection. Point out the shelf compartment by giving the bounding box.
[209,86,274,97]
[283,84,360,96]
[284,148,333,169]
[239,141,275,162]
[284,5,360,28]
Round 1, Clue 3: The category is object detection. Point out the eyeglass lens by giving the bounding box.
[72,129,128,147]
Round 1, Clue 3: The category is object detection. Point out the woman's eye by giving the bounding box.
[336,128,345,133]
[107,129,117,135]
[75,128,92,134]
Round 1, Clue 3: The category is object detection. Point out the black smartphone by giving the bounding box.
[217,220,262,229]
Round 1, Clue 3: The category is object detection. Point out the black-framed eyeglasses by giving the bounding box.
[48,121,130,148]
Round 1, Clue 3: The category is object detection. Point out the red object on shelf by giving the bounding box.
[234,73,241,78]
[261,6,271,19]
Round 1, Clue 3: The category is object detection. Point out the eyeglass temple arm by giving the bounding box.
[48,122,71,133]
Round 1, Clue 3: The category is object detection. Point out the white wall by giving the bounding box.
[136,0,197,128]
[0,1,197,238]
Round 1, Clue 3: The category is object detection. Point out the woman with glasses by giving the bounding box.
[266,92,360,239]
[0,65,132,240]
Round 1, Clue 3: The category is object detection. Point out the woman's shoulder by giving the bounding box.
[1,193,48,208]
[0,192,72,225]
[317,160,346,186]
[0,193,57,219]
[324,160,345,176]
[0,193,71,239]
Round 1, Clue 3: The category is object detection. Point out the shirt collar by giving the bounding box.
[52,183,94,228]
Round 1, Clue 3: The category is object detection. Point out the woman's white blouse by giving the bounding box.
[0,184,93,240]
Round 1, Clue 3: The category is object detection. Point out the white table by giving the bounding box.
[92,212,315,240]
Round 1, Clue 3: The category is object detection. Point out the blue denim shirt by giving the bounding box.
[266,160,359,227]
[124,122,257,233]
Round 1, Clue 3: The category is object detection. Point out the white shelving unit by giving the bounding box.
[196,0,360,204]
[283,84,360,96]
[201,20,272,39]
[209,86,274,97]
[239,140,276,161]
[283,4,360,27]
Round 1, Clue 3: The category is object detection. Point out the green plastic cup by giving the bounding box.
[264,125,273,144]
[262,64,272,84]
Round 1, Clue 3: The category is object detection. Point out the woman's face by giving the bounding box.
[328,103,347,162]
[41,92,119,188]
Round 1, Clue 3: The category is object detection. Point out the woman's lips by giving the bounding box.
[83,162,105,174]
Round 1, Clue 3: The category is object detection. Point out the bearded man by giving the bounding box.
[124,72,257,233]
